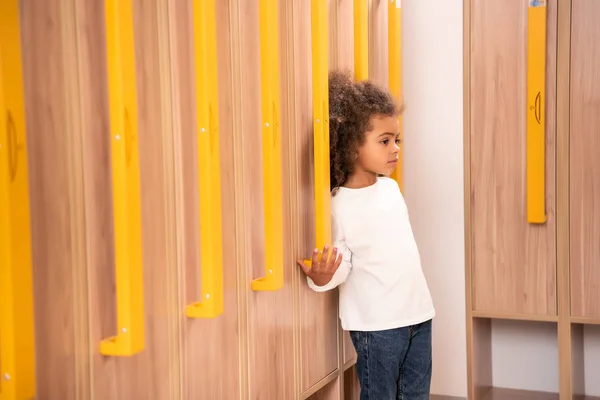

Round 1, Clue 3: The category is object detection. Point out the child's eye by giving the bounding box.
[395,138,402,144]
[381,139,389,145]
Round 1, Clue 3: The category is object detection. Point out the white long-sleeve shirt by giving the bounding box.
[307,177,435,331]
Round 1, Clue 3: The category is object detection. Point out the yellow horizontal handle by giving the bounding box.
[100,0,146,356]
[186,0,224,317]
[354,0,369,81]
[252,0,284,291]
[0,2,36,398]
[526,1,547,224]
[388,0,403,192]
[303,0,332,266]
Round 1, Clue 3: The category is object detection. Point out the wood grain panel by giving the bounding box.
[77,1,176,397]
[21,2,80,397]
[336,0,355,72]
[234,0,296,398]
[169,0,242,398]
[368,0,388,87]
[329,0,339,69]
[332,0,358,366]
[569,0,600,320]
[469,0,557,316]
[295,0,340,394]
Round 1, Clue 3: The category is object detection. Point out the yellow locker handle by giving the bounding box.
[252,0,284,291]
[388,0,403,191]
[303,0,332,267]
[526,0,547,224]
[354,0,369,81]
[100,0,146,357]
[186,0,224,318]
[0,4,37,396]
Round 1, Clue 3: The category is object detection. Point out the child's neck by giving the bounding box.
[343,171,378,189]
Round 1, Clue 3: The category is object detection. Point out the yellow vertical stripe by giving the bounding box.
[252,0,284,291]
[100,0,145,356]
[312,0,331,252]
[186,0,225,316]
[304,0,331,268]
[0,1,36,398]
[526,1,547,224]
[388,0,403,192]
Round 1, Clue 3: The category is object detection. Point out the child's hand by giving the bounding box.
[297,245,343,287]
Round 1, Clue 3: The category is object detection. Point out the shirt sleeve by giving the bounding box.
[306,213,352,292]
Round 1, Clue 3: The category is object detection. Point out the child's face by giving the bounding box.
[355,115,401,176]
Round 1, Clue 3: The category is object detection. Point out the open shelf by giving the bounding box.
[471,318,560,400]
[472,311,558,323]
[571,323,600,400]
[343,330,357,370]
[344,365,360,400]
[305,374,340,400]
[481,388,558,400]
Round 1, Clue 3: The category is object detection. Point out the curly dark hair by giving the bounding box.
[328,70,403,191]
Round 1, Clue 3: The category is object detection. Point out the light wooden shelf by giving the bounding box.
[343,358,356,371]
[481,388,558,400]
[472,311,558,323]
[303,372,340,400]
[571,317,600,326]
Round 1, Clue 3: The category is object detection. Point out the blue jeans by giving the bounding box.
[349,319,432,400]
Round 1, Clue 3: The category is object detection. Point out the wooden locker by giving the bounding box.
[569,0,600,322]
[232,0,297,398]
[167,0,242,398]
[331,0,358,371]
[20,1,87,397]
[464,1,562,398]
[294,0,341,396]
[468,0,558,317]
[21,0,182,397]
[75,0,179,397]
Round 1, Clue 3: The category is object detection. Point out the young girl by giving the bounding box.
[297,70,435,400]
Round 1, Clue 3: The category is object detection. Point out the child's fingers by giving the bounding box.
[296,259,311,275]
[333,252,343,269]
[320,245,330,264]
[327,247,338,268]
[311,248,320,268]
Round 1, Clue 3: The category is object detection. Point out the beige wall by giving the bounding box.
[402,0,467,397]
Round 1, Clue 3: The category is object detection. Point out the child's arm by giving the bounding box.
[305,248,351,292]
[296,216,352,292]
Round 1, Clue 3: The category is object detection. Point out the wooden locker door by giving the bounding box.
[569,0,600,321]
[330,0,359,369]
[168,0,242,398]
[20,1,89,397]
[469,0,557,316]
[295,0,341,395]
[234,0,296,398]
[368,0,388,88]
[334,0,355,71]
[77,0,179,397]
